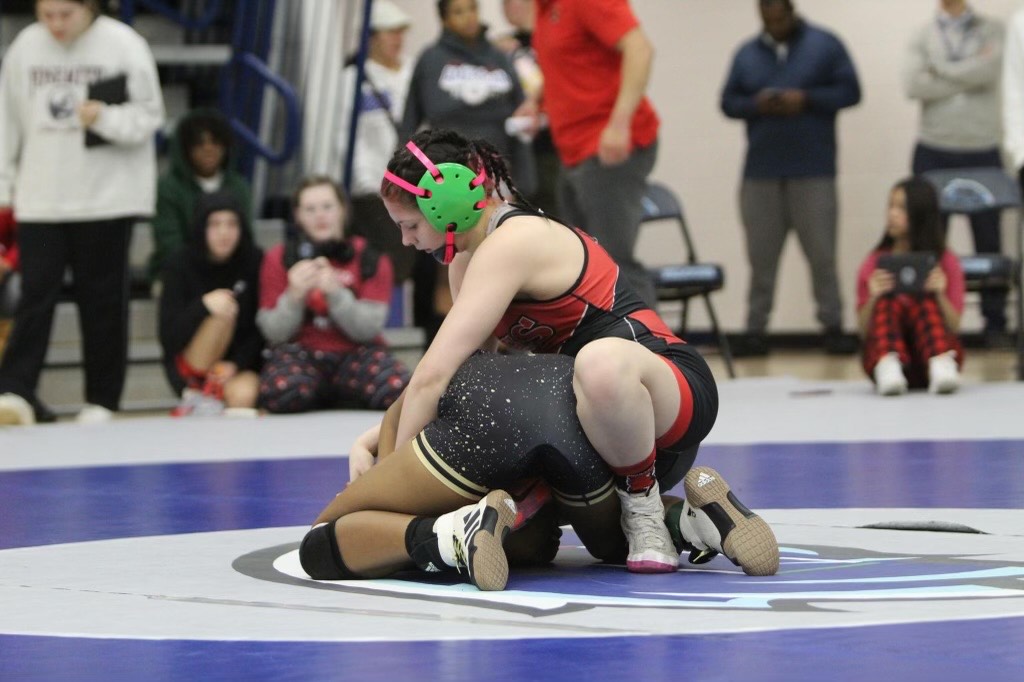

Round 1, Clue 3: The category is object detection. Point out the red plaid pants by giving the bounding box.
[862,293,963,389]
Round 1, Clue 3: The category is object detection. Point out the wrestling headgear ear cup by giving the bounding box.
[415,162,487,234]
[384,141,488,263]
[384,141,488,265]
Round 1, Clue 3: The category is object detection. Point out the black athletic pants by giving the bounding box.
[0,218,132,410]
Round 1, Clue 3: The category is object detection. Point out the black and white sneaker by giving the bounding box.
[451,490,517,591]
[682,466,779,576]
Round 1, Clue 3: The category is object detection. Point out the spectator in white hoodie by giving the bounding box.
[338,0,415,284]
[0,0,164,426]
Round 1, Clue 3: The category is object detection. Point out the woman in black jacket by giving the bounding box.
[158,191,263,414]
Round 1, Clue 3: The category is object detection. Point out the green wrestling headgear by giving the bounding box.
[383,140,488,264]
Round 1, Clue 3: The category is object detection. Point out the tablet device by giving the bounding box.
[877,252,937,293]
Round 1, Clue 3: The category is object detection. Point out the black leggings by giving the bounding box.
[0,218,132,408]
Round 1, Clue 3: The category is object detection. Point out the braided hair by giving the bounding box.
[381,128,532,210]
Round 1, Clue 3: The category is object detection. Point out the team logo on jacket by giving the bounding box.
[438,63,514,106]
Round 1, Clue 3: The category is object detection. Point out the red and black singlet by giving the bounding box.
[490,207,684,357]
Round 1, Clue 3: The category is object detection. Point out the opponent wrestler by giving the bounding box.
[380,129,719,574]
[300,352,779,592]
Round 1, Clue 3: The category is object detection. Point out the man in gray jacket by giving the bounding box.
[904,0,1006,345]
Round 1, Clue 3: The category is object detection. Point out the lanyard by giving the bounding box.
[937,15,976,62]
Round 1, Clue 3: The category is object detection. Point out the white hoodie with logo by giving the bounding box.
[0,16,165,221]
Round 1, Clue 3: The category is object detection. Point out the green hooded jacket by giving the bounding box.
[148,108,254,283]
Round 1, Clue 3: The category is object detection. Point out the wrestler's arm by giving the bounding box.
[450,254,500,353]
[344,388,405,482]
[377,389,404,459]
[394,231,533,445]
[315,388,409,525]
[347,423,381,483]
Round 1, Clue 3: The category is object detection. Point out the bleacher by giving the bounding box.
[40,217,423,416]
[0,2,425,415]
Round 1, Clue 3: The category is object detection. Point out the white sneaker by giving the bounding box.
[223,407,259,418]
[0,393,35,426]
[437,490,517,591]
[76,404,113,424]
[928,350,960,394]
[617,480,679,573]
[170,389,225,417]
[681,466,780,576]
[873,352,907,396]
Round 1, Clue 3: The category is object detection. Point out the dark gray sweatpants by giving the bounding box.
[739,176,843,332]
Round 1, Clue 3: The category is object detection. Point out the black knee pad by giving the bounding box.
[299,520,358,580]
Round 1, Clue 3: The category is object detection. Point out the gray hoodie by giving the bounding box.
[401,28,525,158]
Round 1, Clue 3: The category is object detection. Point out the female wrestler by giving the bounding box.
[378,129,719,574]
[300,353,779,592]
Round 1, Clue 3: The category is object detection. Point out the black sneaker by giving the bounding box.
[730,332,769,358]
[823,328,858,355]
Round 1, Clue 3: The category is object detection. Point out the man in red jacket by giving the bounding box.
[533,0,659,308]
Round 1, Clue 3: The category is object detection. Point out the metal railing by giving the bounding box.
[119,0,226,31]
[119,0,302,180]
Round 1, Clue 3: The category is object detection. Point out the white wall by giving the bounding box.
[388,0,1024,333]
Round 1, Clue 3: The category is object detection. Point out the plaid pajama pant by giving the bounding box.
[862,293,963,389]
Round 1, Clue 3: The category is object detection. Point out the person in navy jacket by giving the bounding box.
[721,0,861,357]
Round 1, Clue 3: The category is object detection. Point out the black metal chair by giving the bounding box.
[639,182,735,378]
[921,167,1023,379]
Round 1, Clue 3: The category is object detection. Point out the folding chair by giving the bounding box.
[921,167,1024,379]
[640,182,735,378]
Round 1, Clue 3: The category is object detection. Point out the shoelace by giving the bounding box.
[451,532,468,575]
[628,512,671,547]
[623,495,674,552]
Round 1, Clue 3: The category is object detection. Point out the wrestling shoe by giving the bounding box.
[681,466,779,576]
[450,490,517,591]
[617,480,679,573]
[665,501,719,565]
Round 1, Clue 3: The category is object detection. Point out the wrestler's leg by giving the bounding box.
[305,437,515,589]
[559,495,628,564]
[313,437,471,525]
